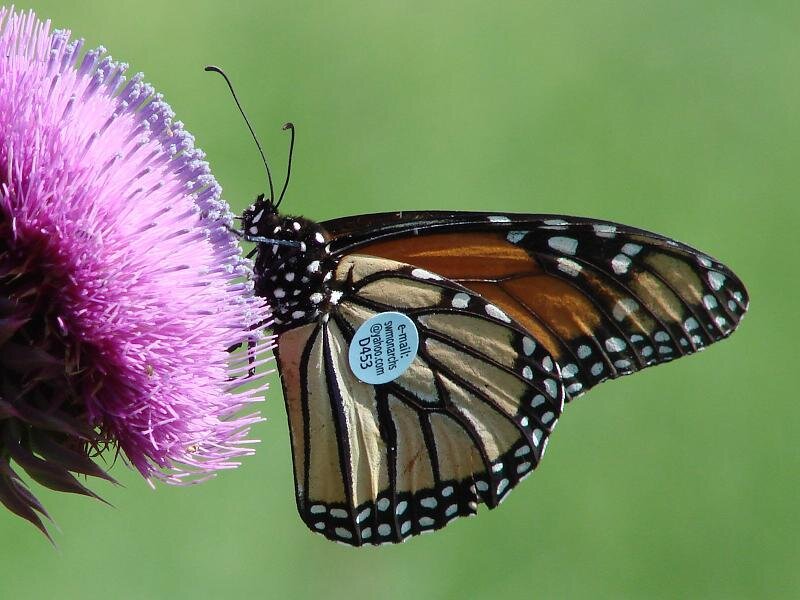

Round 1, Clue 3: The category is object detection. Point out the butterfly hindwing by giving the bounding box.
[276,254,565,546]
[324,212,749,400]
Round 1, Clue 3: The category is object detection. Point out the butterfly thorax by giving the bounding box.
[242,200,336,332]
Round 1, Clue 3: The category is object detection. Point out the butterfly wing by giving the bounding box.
[276,253,565,546]
[323,212,749,400]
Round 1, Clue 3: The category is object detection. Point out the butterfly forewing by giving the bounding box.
[276,254,564,546]
[326,213,749,400]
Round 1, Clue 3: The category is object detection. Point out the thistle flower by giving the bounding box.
[0,7,272,536]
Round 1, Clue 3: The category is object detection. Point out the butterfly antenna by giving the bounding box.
[204,65,275,203]
[275,122,295,208]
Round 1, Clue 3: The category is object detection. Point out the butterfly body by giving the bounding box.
[243,196,336,332]
[244,198,749,546]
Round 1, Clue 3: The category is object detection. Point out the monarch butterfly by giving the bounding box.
[208,67,749,547]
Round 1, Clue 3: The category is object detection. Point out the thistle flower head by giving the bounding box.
[0,7,272,535]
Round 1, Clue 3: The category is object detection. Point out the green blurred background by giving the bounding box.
[2,1,797,598]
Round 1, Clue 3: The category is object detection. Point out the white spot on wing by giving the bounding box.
[488,215,511,223]
[420,497,437,509]
[621,243,642,256]
[335,527,352,539]
[611,254,631,274]
[548,236,578,255]
[514,445,531,457]
[451,293,470,309]
[557,257,582,276]
[485,304,511,323]
[507,230,527,243]
[708,271,726,291]
[522,337,536,356]
[593,224,617,238]
[567,382,583,395]
[612,298,639,321]
[605,337,626,352]
[411,268,442,280]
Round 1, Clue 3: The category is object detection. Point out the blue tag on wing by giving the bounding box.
[348,311,419,385]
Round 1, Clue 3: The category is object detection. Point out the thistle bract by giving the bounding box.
[0,7,272,535]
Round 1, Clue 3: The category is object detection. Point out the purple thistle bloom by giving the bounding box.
[0,7,272,535]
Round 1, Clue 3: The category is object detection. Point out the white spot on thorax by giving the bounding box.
[248,226,258,235]
[252,209,264,223]
[307,260,320,273]
[315,232,325,244]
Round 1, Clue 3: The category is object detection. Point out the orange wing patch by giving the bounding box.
[361,232,542,279]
